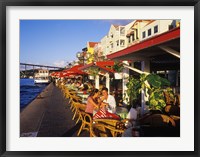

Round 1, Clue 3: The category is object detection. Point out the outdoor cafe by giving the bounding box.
[51,27,180,137]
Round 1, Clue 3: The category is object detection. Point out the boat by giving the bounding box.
[34,69,50,84]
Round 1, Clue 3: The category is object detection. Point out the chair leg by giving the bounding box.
[77,122,85,136]
[75,115,81,124]
[72,109,77,120]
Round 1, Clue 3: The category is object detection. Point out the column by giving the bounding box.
[122,61,129,106]
[105,73,110,94]
[141,59,150,115]
[95,75,99,89]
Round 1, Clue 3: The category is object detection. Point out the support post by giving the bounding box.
[25,65,27,78]
[105,73,110,94]
[95,75,99,89]
[141,60,150,115]
[122,61,129,106]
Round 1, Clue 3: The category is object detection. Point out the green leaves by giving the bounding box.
[146,74,170,88]
[88,67,99,76]
[125,76,141,105]
[113,61,124,72]
[125,73,174,111]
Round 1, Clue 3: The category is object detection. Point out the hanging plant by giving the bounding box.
[113,61,124,72]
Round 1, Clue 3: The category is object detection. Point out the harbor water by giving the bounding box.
[20,78,47,109]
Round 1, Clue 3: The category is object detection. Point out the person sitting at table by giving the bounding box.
[81,83,89,93]
[85,88,101,117]
[101,87,116,114]
[75,81,81,88]
[78,81,84,89]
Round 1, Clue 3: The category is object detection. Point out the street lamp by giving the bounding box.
[76,52,85,64]
[76,48,88,65]
[76,48,88,83]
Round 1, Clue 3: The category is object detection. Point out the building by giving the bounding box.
[99,20,180,59]
[107,24,127,54]
[100,35,109,58]
[140,20,178,41]
[126,20,153,47]
[93,42,105,61]
[86,42,99,63]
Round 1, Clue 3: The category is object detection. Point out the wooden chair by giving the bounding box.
[74,103,86,123]
[93,119,126,137]
[77,111,96,137]
[139,113,176,127]
[70,101,84,120]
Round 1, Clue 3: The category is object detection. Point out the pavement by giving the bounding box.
[20,82,89,137]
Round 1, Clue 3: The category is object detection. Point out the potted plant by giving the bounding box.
[113,61,124,79]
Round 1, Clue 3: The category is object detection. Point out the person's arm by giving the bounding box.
[100,95,106,102]
[88,97,99,109]
[100,102,108,108]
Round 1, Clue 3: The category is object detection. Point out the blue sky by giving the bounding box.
[20,20,133,68]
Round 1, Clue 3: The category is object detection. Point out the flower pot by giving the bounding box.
[89,75,94,80]
[114,73,123,79]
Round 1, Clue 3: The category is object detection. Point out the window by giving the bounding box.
[110,43,113,48]
[120,27,125,36]
[116,40,119,46]
[148,29,151,36]
[132,34,135,41]
[142,31,146,38]
[168,25,174,30]
[154,25,158,33]
[110,33,113,38]
[120,40,125,46]
[136,29,139,39]
[128,37,131,43]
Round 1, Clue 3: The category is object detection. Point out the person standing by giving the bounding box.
[101,87,116,113]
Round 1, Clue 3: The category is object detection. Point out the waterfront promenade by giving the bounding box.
[20,82,89,137]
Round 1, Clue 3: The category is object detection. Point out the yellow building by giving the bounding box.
[86,42,99,63]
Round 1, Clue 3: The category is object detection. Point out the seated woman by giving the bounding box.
[85,89,101,117]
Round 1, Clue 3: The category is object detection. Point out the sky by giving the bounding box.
[20,19,133,68]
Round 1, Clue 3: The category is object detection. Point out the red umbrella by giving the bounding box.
[50,72,56,76]
[63,64,87,75]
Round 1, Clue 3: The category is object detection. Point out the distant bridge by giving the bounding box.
[20,63,64,70]
[20,63,64,78]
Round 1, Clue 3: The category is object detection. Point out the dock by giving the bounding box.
[20,83,89,137]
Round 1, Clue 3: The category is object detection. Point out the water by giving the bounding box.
[20,78,47,109]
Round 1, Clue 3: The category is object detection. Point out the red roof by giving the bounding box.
[107,27,180,59]
[88,42,99,48]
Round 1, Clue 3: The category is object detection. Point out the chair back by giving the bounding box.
[93,119,125,137]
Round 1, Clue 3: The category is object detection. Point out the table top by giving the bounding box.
[116,107,128,114]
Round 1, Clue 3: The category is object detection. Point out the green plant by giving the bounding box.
[125,73,173,111]
[125,76,140,104]
[113,61,123,72]
[88,67,99,77]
